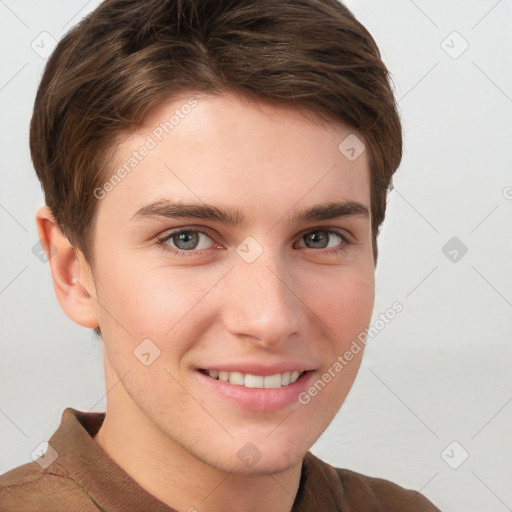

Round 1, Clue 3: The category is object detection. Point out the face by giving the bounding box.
[87,91,374,474]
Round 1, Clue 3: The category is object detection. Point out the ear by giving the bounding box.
[35,206,99,329]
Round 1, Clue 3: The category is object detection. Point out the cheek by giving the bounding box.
[306,268,374,399]
[310,265,375,346]
[94,258,221,353]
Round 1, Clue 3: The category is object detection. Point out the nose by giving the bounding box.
[220,244,305,348]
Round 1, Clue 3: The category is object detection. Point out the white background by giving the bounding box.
[1,1,511,510]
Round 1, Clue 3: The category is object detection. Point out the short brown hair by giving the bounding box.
[30,0,402,265]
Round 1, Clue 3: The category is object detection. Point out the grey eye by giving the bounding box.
[299,230,343,249]
[165,231,213,251]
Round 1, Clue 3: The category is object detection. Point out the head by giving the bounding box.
[33,0,402,474]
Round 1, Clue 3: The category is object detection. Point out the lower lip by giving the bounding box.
[195,370,315,412]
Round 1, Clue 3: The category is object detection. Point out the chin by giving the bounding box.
[196,435,311,476]
[225,450,305,476]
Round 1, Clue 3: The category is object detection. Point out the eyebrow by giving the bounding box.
[131,199,369,225]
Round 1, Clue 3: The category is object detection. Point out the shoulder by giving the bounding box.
[334,466,440,511]
[301,452,440,511]
[0,460,99,511]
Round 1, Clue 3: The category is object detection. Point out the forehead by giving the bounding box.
[98,91,371,225]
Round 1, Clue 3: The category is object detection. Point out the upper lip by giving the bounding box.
[196,362,315,376]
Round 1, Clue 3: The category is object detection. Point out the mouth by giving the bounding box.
[198,369,307,389]
[195,364,316,412]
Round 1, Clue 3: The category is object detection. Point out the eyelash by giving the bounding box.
[155,227,351,257]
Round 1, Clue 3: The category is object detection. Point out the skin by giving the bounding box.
[37,90,375,512]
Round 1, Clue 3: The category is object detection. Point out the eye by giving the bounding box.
[296,229,349,253]
[156,228,216,254]
[155,227,350,257]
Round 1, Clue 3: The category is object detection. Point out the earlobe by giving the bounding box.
[35,205,99,329]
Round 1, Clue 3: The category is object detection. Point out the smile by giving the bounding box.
[199,369,306,389]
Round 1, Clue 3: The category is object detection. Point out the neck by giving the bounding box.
[93,394,302,512]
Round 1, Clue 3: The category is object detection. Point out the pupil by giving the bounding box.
[175,232,199,250]
[307,231,327,248]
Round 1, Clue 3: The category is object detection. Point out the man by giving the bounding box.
[0,0,439,510]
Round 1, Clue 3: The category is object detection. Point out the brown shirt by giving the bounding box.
[0,408,439,511]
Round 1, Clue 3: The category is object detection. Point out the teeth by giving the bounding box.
[228,371,244,386]
[263,374,282,388]
[245,374,264,388]
[205,369,305,388]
